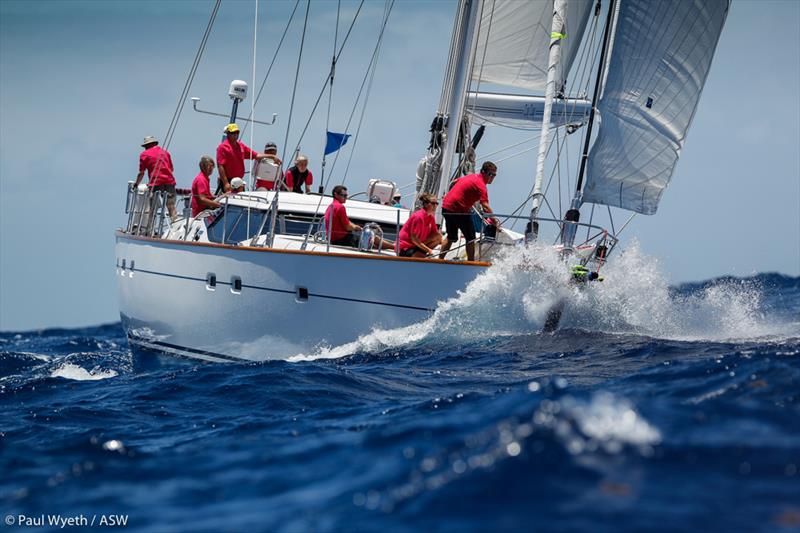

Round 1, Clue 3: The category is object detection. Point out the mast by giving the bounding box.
[417,0,481,220]
[528,0,568,241]
[561,0,616,249]
[437,0,482,203]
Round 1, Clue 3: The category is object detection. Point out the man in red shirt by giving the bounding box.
[285,154,314,194]
[439,161,499,261]
[191,156,221,218]
[216,124,272,193]
[324,185,362,248]
[135,135,177,219]
[398,193,442,258]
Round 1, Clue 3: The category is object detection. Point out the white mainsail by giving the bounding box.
[471,0,593,91]
[582,0,731,215]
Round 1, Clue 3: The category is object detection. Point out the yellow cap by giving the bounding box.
[223,123,240,134]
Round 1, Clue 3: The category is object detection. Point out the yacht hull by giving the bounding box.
[115,233,488,362]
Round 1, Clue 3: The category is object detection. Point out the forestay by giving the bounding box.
[582,0,730,215]
[471,0,593,92]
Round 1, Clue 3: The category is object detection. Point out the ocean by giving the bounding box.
[2,251,799,532]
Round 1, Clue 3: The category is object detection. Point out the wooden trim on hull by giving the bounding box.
[115,230,492,268]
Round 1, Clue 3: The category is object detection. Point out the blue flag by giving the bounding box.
[324,131,351,156]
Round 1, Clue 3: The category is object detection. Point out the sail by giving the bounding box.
[471,0,593,91]
[582,0,730,215]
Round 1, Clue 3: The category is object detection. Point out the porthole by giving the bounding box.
[206,273,217,291]
[295,286,309,302]
[231,276,242,293]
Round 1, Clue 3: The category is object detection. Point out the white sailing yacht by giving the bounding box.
[116,0,730,362]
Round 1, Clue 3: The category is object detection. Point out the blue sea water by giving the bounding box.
[1,269,799,532]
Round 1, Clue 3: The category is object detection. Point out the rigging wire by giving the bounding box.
[338,0,395,186]
[281,0,311,167]
[241,0,302,137]
[249,0,259,175]
[317,0,342,192]
[162,0,221,150]
[287,0,366,160]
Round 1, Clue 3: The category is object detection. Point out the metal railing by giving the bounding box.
[122,182,617,265]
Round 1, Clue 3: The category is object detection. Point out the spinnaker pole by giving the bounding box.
[527,0,568,242]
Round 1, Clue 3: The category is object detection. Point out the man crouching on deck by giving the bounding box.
[325,185,393,250]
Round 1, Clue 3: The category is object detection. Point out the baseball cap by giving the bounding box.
[264,141,277,151]
[223,123,240,134]
[230,178,245,190]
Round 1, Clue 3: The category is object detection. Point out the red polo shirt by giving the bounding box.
[191,172,213,217]
[139,146,176,187]
[442,173,488,213]
[324,199,351,242]
[216,139,257,180]
[398,209,438,252]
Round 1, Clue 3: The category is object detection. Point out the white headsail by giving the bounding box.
[471,0,593,92]
[582,0,731,215]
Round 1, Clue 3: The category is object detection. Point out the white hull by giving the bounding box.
[116,233,488,362]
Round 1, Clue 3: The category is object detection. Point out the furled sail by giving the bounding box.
[471,0,593,91]
[582,0,730,215]
[466,91,591,128]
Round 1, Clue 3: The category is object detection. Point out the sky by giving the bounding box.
[0,0,798,331]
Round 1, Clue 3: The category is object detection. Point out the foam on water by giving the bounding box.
[50,363,118,381]
[292,243,796,361]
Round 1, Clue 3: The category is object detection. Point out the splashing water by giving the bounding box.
[292,242,794,361]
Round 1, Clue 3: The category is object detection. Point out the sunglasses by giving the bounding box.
[337,192,348,197]
[425,200,439,205]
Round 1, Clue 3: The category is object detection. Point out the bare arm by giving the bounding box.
[480,200,499,226]
[198,194,221,211]
[218,164,231,192]
[410,234,433,255]
[134,170,145,187]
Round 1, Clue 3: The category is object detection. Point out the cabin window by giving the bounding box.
[206,206,267,245]
[231,276,242,293]
[207,273,216,290]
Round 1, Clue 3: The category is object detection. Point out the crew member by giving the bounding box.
[392,192,404,208]
[254,141,283,190]
[397,193,441,258]
[439,161,499,261]
[324,185,362,248]
[135,135,177,220]
[191,156,220,217]
[216,124,271,193]
[324,186,394,250]
[285,155,313,194]
[230,178,246,193]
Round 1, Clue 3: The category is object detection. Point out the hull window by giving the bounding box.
[231,276,242,293]
[206,273,216,290]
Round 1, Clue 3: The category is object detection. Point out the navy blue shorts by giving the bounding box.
[442,209,475,243]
